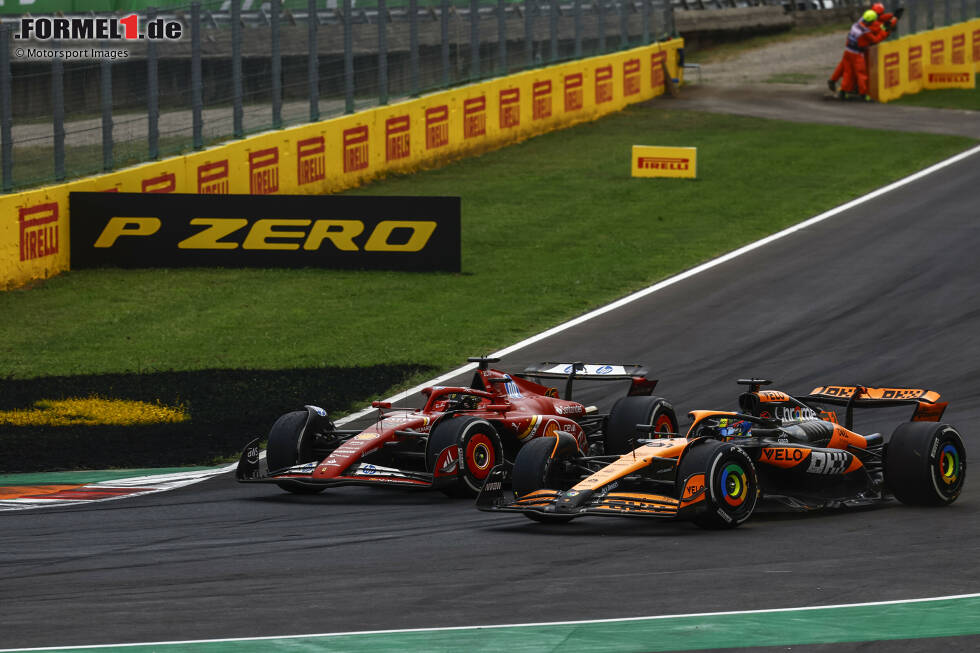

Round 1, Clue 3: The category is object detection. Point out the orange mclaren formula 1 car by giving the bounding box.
[477,379,967,528]
[236,358,677,497]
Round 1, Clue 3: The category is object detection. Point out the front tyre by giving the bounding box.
[266,411,325,494]
[677,440,758,529]
[886,423,966,506]
[426,417,503,498]
[605,396,678,455]
[512,434,578,523]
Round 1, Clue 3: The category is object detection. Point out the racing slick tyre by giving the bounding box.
[885,423,966,506]
[604,396,678,455]
[266,411,326,494]
[677,440,759,529]
[425,417,503,498]
[512,434,580,523]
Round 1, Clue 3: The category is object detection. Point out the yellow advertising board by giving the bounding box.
[1,38,685,289]
[871,19,980,102]
[631,145,697,179]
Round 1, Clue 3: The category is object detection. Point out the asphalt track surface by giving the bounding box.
[2,97,980,651]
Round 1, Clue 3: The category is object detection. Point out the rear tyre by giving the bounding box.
[426,417,503,498]
[512,435,578,523]
[604,396,678,455]
[677,440,758,529]
[266,411,326,494]
[886,423,966,506]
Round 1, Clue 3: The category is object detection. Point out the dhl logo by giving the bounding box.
[637,157,689,171]
[385,115,411,162]
[142,172,175,193]
[463,96,486,139]
[951,33,966,65]
[197,160,229,194]
[343,125,369,173]
[908,45,923,81]
[249,148,279,195]
[19,203,60,262]
[297,136,325,185]
[930,39,945,65]
[623,58,641,96]
[928,72,970,84]
[595,65,613,104]
[884,52,900,89]
[650,51,666,88]
[564,73,583,112]
[499,88,520,129]
[93,217,437,253]
[532,80,552,121]
[425,105,449,150]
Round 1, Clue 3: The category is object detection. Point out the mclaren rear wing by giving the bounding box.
[520,362,657,399]
[802,385,947,429]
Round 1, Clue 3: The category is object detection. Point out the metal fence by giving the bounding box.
[0,0,977,192]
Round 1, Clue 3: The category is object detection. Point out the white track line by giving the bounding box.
[335,143,980,426]
[3,592,978,651]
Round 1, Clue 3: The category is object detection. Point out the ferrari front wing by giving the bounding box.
[235,437,448,490]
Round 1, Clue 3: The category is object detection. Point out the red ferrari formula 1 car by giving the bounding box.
[236,357,677,497]
[477,379,967,528]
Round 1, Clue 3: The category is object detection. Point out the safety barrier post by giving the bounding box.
[379,0,389,104]
[52,41,65,182]
[344,0,354,112]
[574,0,583,57]
[550,0,559,61]
[271,0,282,128]
[309,0,319,122]
[232,0,243,136]
[410,0,420,93]
[498,0,508,74]
[441,0,450,86]
[191,2,203,148]
[1,24,12,192]
[525,0,534,67]
[101,41,113,171]
[471,0,480,79]
[147,7,160,158]
[618,0,628,49]
[598,0,607,53]
[642,0,650,44]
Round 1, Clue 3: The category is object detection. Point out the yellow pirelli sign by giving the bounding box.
[631,145,697,179]
[923,64,977,89]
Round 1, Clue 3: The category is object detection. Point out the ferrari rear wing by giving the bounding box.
[520,362,657,399]
[802,385,947,428]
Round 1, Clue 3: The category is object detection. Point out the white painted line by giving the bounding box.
[3,592,978,651]
[335,143,980,425]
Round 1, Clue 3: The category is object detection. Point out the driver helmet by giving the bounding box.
[717,418,752,440]
[862,9,878,23]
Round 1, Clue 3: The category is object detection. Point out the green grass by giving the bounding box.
[889,74,980,111]
[2,106,974,392]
